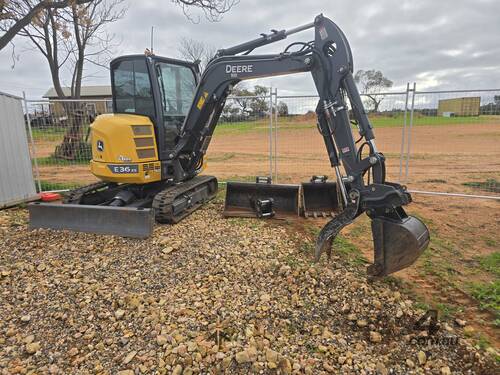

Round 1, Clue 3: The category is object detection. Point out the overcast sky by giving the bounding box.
[1,0,499,99]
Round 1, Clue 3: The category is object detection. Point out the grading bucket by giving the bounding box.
[223,181,300,218]
[368,213,430,276]
[301,180,340,218]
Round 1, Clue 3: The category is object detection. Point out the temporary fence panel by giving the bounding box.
[25,99,112,191]
[0,92,38,208]
[404,88,500,197]
[273,91,410,185]
[204,93,275,182]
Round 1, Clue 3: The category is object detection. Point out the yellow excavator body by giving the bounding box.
[89,113,162,184]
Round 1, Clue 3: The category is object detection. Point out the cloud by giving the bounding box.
[0,0,499,98]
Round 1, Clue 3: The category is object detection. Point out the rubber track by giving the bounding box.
[63,181,112,204]
[153,175,218,224]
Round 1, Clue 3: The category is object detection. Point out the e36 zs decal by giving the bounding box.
[107,164,139,174]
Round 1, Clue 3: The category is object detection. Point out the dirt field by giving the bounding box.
[35,121,500,194]
[206,122,500,191]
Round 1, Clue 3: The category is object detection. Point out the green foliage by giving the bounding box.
[39,180,82,192]
[469,281,500,313]
[333,235,368,266]
[37,155,89,166]
[462,179,500,193]
[435,302,461,320]
[477,252,500,276]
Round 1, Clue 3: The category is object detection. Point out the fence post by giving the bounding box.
[23,92,42,193]
[398,83,410,182]
[404,82,417,183]
[274,88,278,183]
[268,86,273,180]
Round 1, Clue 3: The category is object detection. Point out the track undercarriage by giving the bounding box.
[28,176,218,237]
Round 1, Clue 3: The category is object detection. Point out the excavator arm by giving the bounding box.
[172,14,429,276]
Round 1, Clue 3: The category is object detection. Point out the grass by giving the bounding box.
[212,114,499,136]
[477,252,500,277]
[435,302,462,320]
[39,180,82,191]
[462,179,500,194]
[37,155,90,166]
[31,125,91,142]
[333,235,368,266]
[469,281,500,312]
[31,127,66,141]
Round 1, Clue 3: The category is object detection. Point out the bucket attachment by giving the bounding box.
[301,175,340,218]
[28,202,154,238]
[223,178,300,218]
[368,214,430,276]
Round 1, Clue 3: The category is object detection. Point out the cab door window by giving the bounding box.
[112,58,155,118]
[156,62,197,147]
[156,63,196,118]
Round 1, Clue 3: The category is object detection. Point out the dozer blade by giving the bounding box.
[368,215,430,276]
[28,202,154,238]
[223,181,300,218]
[301,180,340,218]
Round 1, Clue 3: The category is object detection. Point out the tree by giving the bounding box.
[354,69,393,112]
[173,0,238,22]
[13,0,126,159]
[222,84,271,121]
[248,85,269,117]
[277,101,288,116]
[178,36,217,72]
[0,0,95,51]
[1,1,238,52]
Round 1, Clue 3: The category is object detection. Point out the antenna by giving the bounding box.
[150,26,155,54]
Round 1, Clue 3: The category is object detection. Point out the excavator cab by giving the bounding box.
[109,55,199,159]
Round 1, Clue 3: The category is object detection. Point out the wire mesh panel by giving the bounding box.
[273,92,409,184]
[205,95,273,182]
[25,99,112,191]
[405,89,500,197]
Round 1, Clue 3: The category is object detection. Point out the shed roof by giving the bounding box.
[43,86,112,98]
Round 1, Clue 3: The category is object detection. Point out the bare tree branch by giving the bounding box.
[177,36,217,71]
[0,0,95,51]
[173,0,238,22]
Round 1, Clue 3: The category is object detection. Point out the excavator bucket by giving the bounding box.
[301,176,340,218]
[28,202,154,238]
[223,179,300,218]
[368,214,430,276]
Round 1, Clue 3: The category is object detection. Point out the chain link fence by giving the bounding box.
[24,85,500,199]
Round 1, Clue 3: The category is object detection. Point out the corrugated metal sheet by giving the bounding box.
[0,92,38,208]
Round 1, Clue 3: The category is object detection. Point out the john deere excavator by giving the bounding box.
[29,14,430,276]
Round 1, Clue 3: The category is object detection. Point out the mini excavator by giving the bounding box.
[29,14,430,276]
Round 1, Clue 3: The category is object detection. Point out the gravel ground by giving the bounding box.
[0,201,498,374]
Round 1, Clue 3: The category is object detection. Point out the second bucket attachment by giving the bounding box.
[301,176,341,218]
[223,178,300,218]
